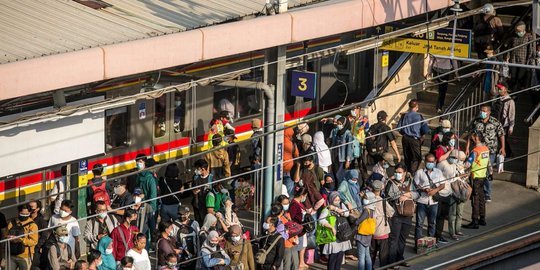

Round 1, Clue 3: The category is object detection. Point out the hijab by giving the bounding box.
[96,236,115,270]
[336,116,351,137]
[313,131,332,167]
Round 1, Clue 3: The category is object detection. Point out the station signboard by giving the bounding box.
[380,28,471,58]
[291,70,317,99]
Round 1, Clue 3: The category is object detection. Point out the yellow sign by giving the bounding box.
[381,53,389,67]
[380,37,470,58]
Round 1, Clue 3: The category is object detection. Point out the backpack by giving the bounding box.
[357,209,376,236]
[302,214,315,234]
[451,179,473,203]
[90,181,111,206]
[255,235,282,265]
[40,238,73,270]
[335,215,353,241]
[8,220,34,255]
[365,123,386,156]
[174,220,197,260]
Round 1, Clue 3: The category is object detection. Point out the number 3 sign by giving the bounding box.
[291,70,317,99]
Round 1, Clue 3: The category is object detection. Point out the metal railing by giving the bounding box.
[443,75,484,134]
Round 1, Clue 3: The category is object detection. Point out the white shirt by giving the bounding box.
[48,215,81,252]
[436,161,458,197]
[126,249,151,270]
[414,168,445,205]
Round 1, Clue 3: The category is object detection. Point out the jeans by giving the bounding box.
[160,203,179,222]
[328,251,345,270]
[448,198,464,235]
[284,175,294,198]
[484,153,496,198]
[9,257,30,270]
[389,216,413,264]
[357,242,372,270]
[415,203,438,241]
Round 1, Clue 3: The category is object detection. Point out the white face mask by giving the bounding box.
[59,236,70,244]
[106,248,113,254]
[134,197,142,204]
[362,199,369,205]
[97,260,103,267]
[231,236,241,242]
[98,212,108,219]
[114,186,124,195]
[350,110,357,117]
[337,124,344,130]
[59,210,70,218]
[123,268,134,270]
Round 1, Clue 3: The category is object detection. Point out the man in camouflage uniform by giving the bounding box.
[466,104,505,202]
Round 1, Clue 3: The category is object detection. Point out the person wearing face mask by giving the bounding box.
[84,201,119,249]
[436,150,465,241]
[199,214,218,246]
[110,209,139,262]
[274,196,299,270]
[491,83,515,158]
[6,204,39,270]
[354,191,377,270]
[350,107,370,170]
[294,154,325,216]
[413,154,446,248]
[45,226,76,270]
[217,197,242,233]
[386,163,417,267]
[110,179,135,218]
[134,155,158,214]
[370,181,395,268]
[330,115,354,184]
[159,163,184,223]
[318,192,351,270]
[88,249,103,270]
[207,118,225,148]
[205,134,232,181]
[283,127,301,198]
[397,99,430,173]
[224,128,241,176]
[366,111,401,167]
[313,131,332,174]
[320,174,336,200]
[289,187,310,269]
[372,152,395,183]
[447,151,468,239]
[466,104,505,202]
[28,200,50,270]
[191,159,213,224]
[435,132,457,163]
[259,216,285,270]
[96,236,116,270]
[430,120,453,155]
[48,200,81,258]
[130,189,155,248]
[225,225,255,270]
[205,182,229,215]
[171,207,200,270]
[337,169,363,219]
[199,231,230,270]
[86,164,113,215]
[160,253,179,270]
[156,221,181,267]
[509,21,535,92]
[119,256,135,270]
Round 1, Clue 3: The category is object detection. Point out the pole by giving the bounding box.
[450,0,462,57]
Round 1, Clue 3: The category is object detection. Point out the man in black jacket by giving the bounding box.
[259,216,284,270]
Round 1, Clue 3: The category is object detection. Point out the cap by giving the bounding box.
[371,180,384,192]
[516,21,526,31]
[365,191,376,210]
[382,152,396,166]
[301,134,312,144]
[178,206,191,215]
[441,120,452,128]
[297,123,309,133]
[55,226,69,236]
[133,188,143,196]
[377,111,388,121]
[113,178,127,186]
[145,158,156,168]
[251,118,261,129]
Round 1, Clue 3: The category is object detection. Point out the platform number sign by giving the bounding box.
[291,70,317,99]
[79,159,88,174]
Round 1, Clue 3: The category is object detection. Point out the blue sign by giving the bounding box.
[79,159,88,173]
[291,70,317,99]
[277,143,283,180]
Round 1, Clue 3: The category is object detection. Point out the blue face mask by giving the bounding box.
[395,173,403,181]
[516,31,525,38]
[480,111,488,119]
[383,163,390,169]
[448,157,457,164]
[362,199,369,205]
[449,139,456,147]
[425,162,436,170]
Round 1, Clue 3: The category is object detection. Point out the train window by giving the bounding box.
[237,88,261,117]
[154,96,167,138]
[214,88,237,118]
[174,92,186,133]
[105,107,129,151]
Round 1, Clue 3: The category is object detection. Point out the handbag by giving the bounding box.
[164,178,182,206]
[255,235,282,265]
[357,209,376,235]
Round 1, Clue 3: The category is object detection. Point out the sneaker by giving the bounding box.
[486,197,492,202]
[437,237,449,244]
[451,234,459,241]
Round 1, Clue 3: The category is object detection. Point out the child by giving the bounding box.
[159,253,178,270]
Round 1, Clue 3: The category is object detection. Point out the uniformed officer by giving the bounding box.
[463,131,490,229]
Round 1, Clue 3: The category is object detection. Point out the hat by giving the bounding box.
[481,3,495,15]
[178,206,190,216]
[458,150,467,161]
[297,123,309,134]
[377,111,388,121]
[382,152,396,166]
[113,178,127,186]
[441,120,452,128]
[145,158,156,168]
[301,134,312,144]
[55,226,68,236]
[371,180,384,192]
[516,21,526,32]
[251,119,261,129]
[133,188,143,196]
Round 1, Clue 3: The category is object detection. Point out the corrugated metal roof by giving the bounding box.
[0,0,322,64]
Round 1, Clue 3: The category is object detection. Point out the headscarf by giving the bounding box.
[201,214,217,231]
[202,230,220,252]
[328,191,340,206]
[345,170,362,208]
[365,191,376,210]
[96,236,116,270]
[313,131,332,168]
[335,115,351,136]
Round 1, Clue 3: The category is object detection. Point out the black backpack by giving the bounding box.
[365,123,386,156]
[174,220,197,260]
[39,237,72,270]
[8,220,34,255]
[335,215,353,241]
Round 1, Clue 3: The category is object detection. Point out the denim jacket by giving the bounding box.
[330,128,353,163]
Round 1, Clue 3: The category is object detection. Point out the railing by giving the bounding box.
[443,75,484,135]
